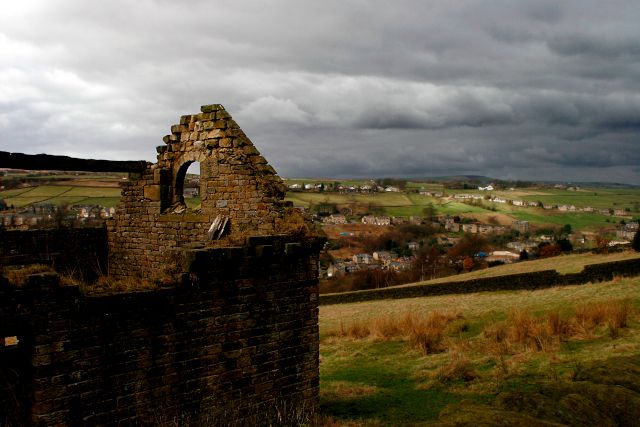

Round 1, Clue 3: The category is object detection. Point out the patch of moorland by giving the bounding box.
[319,276,640,425]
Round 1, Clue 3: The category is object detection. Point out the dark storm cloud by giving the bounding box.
[549,35,640,59]
[1,0,639,184]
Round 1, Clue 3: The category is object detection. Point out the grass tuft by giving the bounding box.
[84,275,158,295]
[2,264,54,286]
[434,352,477,384]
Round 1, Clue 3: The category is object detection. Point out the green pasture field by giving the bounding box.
[319,275,640,425]
[284,188,635,231]
[285,192,415,208]
[406,182,446,191]
[456,187,640,211]
[0,185,122,208]
[507,209,619,229]
[517,187,640,210]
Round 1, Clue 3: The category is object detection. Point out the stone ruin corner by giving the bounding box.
[0,104,325,425]
[107,103,320,279]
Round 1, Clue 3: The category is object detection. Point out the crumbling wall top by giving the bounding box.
[107,104,313,278]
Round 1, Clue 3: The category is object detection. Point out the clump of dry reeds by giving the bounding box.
[326,310,462,355]
[434,351,477,384]
[573,299,633,339]
[331,320,371,339]
[483,299,634,356]
[405,311,461,355]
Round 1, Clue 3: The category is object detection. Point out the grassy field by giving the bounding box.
[0,185,122,207]
[319,276,640,425]
[403,251,640,286]
[285,189,635,231]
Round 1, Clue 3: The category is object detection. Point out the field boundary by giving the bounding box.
[319,257,640,305]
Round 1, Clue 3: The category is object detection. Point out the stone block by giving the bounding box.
[219,138,233,148]
[201,104,224,112]
[207,129,225,139]
[143,185,161,201]
[216,110,231,119]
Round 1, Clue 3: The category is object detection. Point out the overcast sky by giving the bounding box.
[1,1,639,183]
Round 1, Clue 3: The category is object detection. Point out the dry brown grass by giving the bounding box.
[483,299,635,356]
[85,275,158,295]
[433,351,478,384]
[325,310,462,355]
[2,264,54,286]
[406,311,460,355]
[573,299,633,339]
[329,320,371,339]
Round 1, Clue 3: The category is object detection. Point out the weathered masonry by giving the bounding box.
[107,104,310,279]
[0,105,324,426]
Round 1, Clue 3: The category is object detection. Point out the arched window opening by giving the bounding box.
[182,162,201,210]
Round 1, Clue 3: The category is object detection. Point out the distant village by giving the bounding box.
[286,180,638,284]
[318,211,639,281]
[0,201,116,230]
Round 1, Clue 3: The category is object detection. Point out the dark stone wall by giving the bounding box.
[0,228,108,280]
[320,257,640,305]
[0,236,324,426]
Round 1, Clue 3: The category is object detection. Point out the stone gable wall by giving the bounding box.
[107,104,300,279]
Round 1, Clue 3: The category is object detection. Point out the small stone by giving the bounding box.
[205,139,219,149]
[207,129,225,139]
[217,110,231,119]
[201,104,224,113]
[243,145,259,155]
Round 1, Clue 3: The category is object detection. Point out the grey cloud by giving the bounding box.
[1,0,639,184]
[549,35,640,59]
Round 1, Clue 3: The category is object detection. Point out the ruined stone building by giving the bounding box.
[0,105,324,426]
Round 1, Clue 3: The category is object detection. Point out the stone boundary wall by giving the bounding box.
[319,258,640,305]
[0,235,324,426]
[0,151,148,173]
[0,228,108,280]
